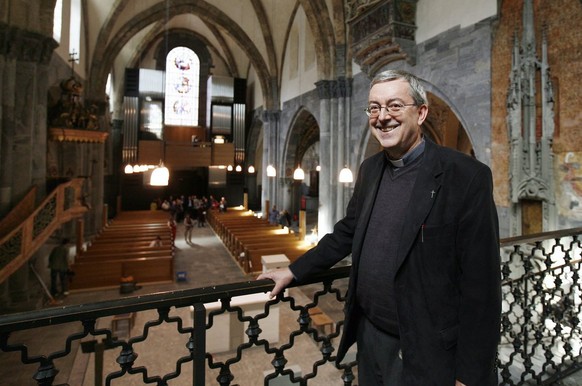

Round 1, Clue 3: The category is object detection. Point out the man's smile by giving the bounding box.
[376,124,399,133]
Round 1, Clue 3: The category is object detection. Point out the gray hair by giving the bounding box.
[370,70,428,106]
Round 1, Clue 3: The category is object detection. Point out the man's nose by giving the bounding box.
[377,107,394,119]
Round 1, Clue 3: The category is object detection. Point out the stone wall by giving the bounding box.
[492,0,582,227]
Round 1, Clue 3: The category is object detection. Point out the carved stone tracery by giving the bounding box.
[346,0,418,76]
[507,0,557,235]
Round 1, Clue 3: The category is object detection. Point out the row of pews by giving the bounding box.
[69,210,174,291]
[207,208,311,274]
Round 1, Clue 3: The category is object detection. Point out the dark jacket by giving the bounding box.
[289,139,501,385]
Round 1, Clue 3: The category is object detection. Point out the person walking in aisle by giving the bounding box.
[184,213,194,243]
[48,238,71,297]
[258,70,501,385]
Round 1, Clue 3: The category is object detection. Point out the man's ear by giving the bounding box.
[417,104,429,125]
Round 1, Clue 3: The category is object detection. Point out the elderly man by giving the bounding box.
[258,70,501,385]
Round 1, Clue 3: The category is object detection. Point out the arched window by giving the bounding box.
[53,0,63,43]
[69,0,81,60]
[164,47,200,126]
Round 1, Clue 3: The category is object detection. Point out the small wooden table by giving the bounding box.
[310,313,334,335]
[261,254,290,273]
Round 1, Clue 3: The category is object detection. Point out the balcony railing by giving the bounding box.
[1,228,581,385]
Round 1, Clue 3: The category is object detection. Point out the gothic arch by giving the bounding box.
[86,0,273,109]
[283,108,320,179]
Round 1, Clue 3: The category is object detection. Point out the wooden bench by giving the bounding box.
[206,209,307,273]
[76,249,172,262]
[231,233,298,256]
[69,210,175,290]
[82,244,170,254]
[70,255,173,290]
[310,312,334,335]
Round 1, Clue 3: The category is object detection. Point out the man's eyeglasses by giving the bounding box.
[364,103,416,117]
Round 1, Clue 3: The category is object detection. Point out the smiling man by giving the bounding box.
[258,70,501,385]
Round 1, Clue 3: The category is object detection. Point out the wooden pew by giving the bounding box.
[69,210,175,290]
[81,244,171,254]
[206,209,308,273]
[69,256,173,290]
[231,233,299,257]
[78,248,172,261]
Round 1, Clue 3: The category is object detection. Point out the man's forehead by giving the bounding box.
[369,79,410,99]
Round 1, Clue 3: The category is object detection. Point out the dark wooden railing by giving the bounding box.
[0,179,88,284]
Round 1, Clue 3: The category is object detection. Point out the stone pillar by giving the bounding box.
[261,110,281,214]
[316,81,334,236]
[335,77,353,220]
[0,54,15,216]
[0,26,56,216]
[0,25,57,307]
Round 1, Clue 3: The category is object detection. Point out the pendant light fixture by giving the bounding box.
[339,166,354,183]
[266,164,276,177]
[293,165,305,181]
[150,160,169,186]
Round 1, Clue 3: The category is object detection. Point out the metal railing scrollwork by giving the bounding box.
[1,228,582,385]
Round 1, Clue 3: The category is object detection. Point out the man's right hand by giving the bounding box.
[256,268,294,298]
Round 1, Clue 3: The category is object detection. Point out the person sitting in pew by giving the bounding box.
[149,236,163,247]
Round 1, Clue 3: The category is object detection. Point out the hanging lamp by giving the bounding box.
[293,165,305,181]
[339,166,354,183]
[150,161,169,186]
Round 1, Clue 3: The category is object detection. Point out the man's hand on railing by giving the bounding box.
[256,268,294,298]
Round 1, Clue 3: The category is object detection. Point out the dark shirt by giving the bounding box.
[356,142,424,336]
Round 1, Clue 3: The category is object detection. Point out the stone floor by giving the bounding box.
[0,222,353,386]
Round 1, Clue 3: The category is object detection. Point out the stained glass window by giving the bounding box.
[164,47,200,126]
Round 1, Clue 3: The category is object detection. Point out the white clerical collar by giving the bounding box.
[386,139,425,168]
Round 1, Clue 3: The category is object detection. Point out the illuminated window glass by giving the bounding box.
[164,47,200,126]
[53,0,63,43]
[69,0,81,61]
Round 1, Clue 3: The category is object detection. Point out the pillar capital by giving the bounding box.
[0,24,57,64]
[315,78,353,100]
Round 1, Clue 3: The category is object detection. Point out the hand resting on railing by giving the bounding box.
[256,267,294,298]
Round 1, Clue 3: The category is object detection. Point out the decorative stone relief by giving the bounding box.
[507,0,557,234]
[347,0,417,75]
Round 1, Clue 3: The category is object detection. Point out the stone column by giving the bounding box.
[261,109,281,214]
[335,77,353,220]
[316,81,334,236]
[0,25,57,308]
[0,26,56,216]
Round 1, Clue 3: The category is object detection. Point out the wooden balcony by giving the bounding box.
[137,140,234,169]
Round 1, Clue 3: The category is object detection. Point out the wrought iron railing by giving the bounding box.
[1,227,581,385]
[0,266,353,386]
[498,227,582,385]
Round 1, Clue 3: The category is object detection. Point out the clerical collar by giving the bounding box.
[386,139,425,168]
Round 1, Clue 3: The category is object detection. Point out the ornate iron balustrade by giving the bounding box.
[498,227,582,385]
[1,228,581,385]
[0,266,354,386]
